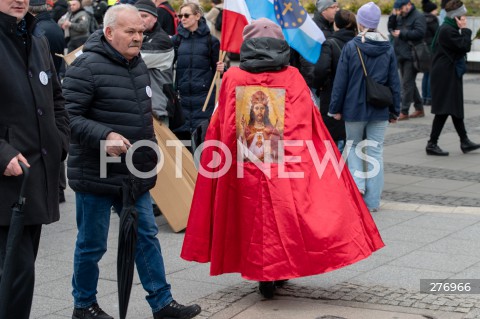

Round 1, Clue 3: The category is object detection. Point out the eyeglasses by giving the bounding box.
[178,13,192,19]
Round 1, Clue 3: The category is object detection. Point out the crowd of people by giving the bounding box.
[0,0,479,318]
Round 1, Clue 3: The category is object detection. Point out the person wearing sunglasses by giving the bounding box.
[171,2,224,148]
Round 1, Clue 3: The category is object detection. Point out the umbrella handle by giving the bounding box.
[18,162,30,205]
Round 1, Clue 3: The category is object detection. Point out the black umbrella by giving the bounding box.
[117,176,139,319]
[0,162,30,318]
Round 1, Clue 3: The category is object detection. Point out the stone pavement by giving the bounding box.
[29,73,480,319]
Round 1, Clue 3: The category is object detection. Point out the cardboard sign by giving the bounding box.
[150,119,197,232]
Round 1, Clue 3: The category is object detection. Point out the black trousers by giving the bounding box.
[398,60,423,114]
[429,114,467,144]
[0,225,42,319]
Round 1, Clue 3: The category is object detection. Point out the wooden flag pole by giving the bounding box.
[202,50,228,112]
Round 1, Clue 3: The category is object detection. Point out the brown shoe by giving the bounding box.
[398,113,409,121]
[409,110,425,118]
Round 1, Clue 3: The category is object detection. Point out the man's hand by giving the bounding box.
[391,30,401,38]
[332,113,342,120]
[105,132,131,157]
[4,154,30,176]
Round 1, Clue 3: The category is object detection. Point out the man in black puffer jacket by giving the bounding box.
[63,4,201,319]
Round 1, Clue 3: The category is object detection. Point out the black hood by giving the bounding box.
[239,37,290,73]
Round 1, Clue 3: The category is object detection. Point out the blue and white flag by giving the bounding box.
[245,0,325,64]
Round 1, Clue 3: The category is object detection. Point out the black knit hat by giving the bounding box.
[422,0,438,13]
[134,0,158,17]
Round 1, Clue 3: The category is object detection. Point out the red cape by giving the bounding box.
[181,66,384,281]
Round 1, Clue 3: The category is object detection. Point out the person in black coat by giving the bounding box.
[0,2,70,317]
[51,0,68,22]
[155,0,177,35]
[313,9,357,151]
[421,0,439,106]
[63,5,201,319]
[426,0,480,156]
[172,2,224,144]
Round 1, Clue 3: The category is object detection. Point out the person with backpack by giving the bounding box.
[313,9,357,152]
[154,0,178,35]
[172,2,224,147]
[205,0,222,40]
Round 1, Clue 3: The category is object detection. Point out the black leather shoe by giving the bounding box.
[426,142,449,156]
[153,300,201,319]
[461,139,480,154]
[72,303,113,319]
[259,281,275,299]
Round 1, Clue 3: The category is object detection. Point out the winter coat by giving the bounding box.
[141,22,175,119]
[0,12,70,226]
[35,11,65,74]
[392,5,427,62]
[330,33,401,122]
[156,1,176,36]
[172,20,219,133]
[424,12,439,46]
[431,24,472,118]
[67,9,90,41]
[313,29,356,141]
[63,30,158,196]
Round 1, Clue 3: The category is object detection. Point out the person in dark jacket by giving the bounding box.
[391,0,427,120]
[313,9,357,152]
[155,0,177,35]
[426,0,480,156]
[329,2,401,212]
[29,0,68,203]
[51,0,68,22]
[63,5,201,319]
[421,0,439,106]
[172,2,224,144]
[296,0,338,96]
[0,0,70,317]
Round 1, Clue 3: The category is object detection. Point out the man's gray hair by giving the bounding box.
[103,4,139,33]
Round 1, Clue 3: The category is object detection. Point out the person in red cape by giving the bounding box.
[181,18,384,299]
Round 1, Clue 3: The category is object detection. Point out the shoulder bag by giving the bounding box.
[356,46,393,109]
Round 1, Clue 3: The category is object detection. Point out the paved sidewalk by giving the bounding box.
[30,73,480,319]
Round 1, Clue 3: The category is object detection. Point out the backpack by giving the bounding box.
[214,8,223,31]
[158,4,179,34]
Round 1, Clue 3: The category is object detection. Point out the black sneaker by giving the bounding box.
[72,303,113,319]
[153,300,201,319]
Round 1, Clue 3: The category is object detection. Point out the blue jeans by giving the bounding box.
[421,72,431,101]
[345,121,388,210]
[72,192,172,312]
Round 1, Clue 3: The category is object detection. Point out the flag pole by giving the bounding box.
[202,50,227,112]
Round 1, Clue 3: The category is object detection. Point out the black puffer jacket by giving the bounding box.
[392,5,427,62]
[63,30,157,196]
[172,20,219,133]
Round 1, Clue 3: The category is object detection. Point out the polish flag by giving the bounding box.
[220,0,251,54]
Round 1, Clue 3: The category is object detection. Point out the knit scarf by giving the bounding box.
[431,17,458,52]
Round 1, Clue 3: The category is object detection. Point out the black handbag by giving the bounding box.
[356,46,393,109]
[410,41,433,73]
[162,83,185,130]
